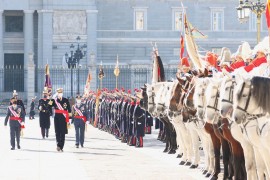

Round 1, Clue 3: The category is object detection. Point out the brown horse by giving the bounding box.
[205,78,246,180]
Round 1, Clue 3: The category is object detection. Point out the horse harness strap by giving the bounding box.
[236,83,252,114]
[207,89,219,112]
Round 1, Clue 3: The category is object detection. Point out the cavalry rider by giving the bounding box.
[244,47,267,72]
[72,95,87,148]
[5,97,25,150]
[48,88,71,152]
[38,88,52,139]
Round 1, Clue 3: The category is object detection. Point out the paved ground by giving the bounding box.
[0,116,212,180]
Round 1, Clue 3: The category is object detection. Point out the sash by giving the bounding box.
[74,105,86,122]
[8,106,24,128]
[54,98,69,123]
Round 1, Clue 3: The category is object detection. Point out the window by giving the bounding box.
[211,10,224,31]
[134,8,147,30]
[5,16,23,32]
[173,10,183,31]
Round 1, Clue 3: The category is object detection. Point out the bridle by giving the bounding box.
[235,82,252,114]
[206,86,220,112]
[221,79,235,105]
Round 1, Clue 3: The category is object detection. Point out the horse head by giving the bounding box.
[232,75,268,124]
[219,75,235,119]
[193,77,209,120]
[205,77,222,124]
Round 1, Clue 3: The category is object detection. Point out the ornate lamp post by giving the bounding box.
[98,61,104,90]
[114,55,120,89]
[236,0,266,43]
[65,36,87,97]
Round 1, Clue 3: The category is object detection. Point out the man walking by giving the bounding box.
[72,95,87,148]
[49,88,71,152]
[4,97,25,150]
[38,88,52,139]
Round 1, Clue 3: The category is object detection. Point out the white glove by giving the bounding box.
[21,122,25,126]
[39,106,42,111]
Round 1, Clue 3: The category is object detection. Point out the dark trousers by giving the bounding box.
[10,126,20,148]
[74,119,85,146]
[56,132,65,149]
[41,128,49,138]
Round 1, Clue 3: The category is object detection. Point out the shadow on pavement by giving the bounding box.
[21,148,122,156]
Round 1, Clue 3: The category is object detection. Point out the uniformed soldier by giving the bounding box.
[38,88,52,139]
[4,97,25,150]
[145,111,153,134]
[72,95,87,148]
[48,88,71,152]
[11,90,26,120]
[29,97,36,120]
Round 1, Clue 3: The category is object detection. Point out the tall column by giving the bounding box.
[0,10,4,92]
[42,10,53,66]
[0,10,3,68]
[37,10,43,68]
[24,10,34,93]
[24,10,34,68]
[86,10,98,91]
[27,53,35,113]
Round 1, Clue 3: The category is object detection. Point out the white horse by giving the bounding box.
[219,75,262,180]
[165,79,196,166]
[233,75,270,179]
[193,77,215,176]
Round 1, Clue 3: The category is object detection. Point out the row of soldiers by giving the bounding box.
[86,88,153,148]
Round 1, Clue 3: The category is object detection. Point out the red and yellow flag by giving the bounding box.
[266,0,270,29]
[180,35,184,59]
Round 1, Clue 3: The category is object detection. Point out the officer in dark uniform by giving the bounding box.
[145,111,153,134]
[48,88,71,152]
[29,97,36,120]
[133,90,145,147]
[72,95,87,148]
[38,88,52,139]
[5,97,25,150]
[11,90,26,120]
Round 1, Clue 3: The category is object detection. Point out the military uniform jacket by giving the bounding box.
[49,98,71,134]
[38,98,52,128]
[133,105,145,136]
[5,105,25,127]
[10,99,25,114]
[72,103,87,124]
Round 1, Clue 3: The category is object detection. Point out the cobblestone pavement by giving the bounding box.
[0,117,219,180]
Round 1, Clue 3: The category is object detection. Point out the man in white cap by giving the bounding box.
[38,88,52,139]
[11,90,26,120]
[72,95,87,148]
[5,97,25,150]
[48,88,71,152]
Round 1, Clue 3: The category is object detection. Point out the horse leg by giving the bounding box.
[179,121,192,165]
[205,123,221,179]
[174,124,183,158]
[189,122,200,168]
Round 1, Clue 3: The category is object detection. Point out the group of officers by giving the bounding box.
[4,86,154,151]
[87,88,153,147]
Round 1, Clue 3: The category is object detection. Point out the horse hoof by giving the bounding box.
[199,147,203,150]
[210,175,218,180]
[202,170,208,175]
[179,161,186,165]
[205,173,212,178]
[168,149,176,154]
[163,148,169,153]
[190,164,198,169]
[176,154,183,158]
[185,161,192,166]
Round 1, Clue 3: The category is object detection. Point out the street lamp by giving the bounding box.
[236,0,266,43]
[65,36,87,97]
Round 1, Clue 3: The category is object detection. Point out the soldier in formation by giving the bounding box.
[84,87,153,148]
